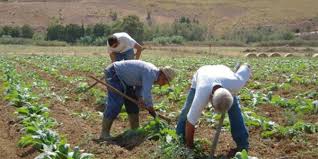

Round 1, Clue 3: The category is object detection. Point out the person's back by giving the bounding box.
[113,60,159,86]
[108,32,137,53]
[107,32,143,63]
[192,65,251,95]
[176,63,252,156]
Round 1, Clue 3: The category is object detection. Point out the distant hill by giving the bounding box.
[1,0,318,35]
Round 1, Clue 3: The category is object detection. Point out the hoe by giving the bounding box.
[89,75,172,123]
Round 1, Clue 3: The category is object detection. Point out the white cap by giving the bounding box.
[211,88,233,113]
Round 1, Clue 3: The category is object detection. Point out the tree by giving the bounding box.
[146,10,153,26]
[172,18,206,41]
[47,24,65,41]
[93,23,110,37]
[85,25,94,36]
[2,26,20,37]
[21,25,34,38]
[120,15,144,42]
[109,10,118,21]
[0,27,3,37]
[179,16,191,24]
[64,24,84,43]
[11,26,21,37]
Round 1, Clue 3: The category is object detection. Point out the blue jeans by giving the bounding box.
[115,49,134,61]
[176,88,249,150]
[103,64,139,119]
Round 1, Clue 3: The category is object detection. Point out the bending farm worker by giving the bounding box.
[107,32,143,63]
[99,60,176,141]
[105,32,142,122]
[176,63,252,156]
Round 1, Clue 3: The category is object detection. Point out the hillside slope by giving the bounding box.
[1,0,318,34]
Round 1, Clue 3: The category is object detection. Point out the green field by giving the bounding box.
[0,47,318,159]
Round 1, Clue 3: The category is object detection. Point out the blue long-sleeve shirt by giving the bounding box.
[113,60,159,107]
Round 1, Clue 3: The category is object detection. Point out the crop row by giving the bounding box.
[0,57,93,159]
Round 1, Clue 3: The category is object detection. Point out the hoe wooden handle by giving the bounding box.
[210,112,226,158]
[89,75,172,123]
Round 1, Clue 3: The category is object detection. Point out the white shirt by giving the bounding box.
[107,32,137,53]
[187,65,251,125]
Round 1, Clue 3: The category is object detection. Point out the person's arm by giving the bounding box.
[235,64,252,87]
[136,93,157,118]
[109,52,116,63]
[141,75,154,107]
[185,120,195,148]
[185,86,210,148]
[134,43,142,60]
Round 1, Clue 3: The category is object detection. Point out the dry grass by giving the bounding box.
[136,0,318,34]
[1,45,317,58]
[0,44,246,57]
[0,45,106,56]
[284,53,294,57]
[244,53,257,58]
[0,0,318,34]
[269,53,282,57]
[257,53,268,58]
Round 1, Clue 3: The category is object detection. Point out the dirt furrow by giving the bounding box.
[12,58,157,159]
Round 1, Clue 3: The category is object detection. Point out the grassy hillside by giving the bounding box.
[0,0,318,34]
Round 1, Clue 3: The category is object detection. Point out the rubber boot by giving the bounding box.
[128,113,139,129]
[99,117,114,140]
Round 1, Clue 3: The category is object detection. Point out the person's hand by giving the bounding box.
[134,53,141,60]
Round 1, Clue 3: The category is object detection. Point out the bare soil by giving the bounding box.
[1,57,317,159]
[0,100,38,159]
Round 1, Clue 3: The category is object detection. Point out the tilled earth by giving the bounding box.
[0,58,317,159]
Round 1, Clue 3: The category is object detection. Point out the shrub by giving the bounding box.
[0,37,67,46]
[12,26,21,37]
[170,35,185,44]
[152,36,185,45]
[47,24,65,41]
[0,27,3,37]
[84,25,94,36]
[77,36,94,45]
[2,25,21,37]
[93,23,110,38]
[0,37,33,45]
[223,26,296,43]
[33,40,68,46]
[64,24,84,43]
[93,37,107,46]
[152,36,170,45]
[21,25,34,38]
[143,24,172,41]
[172,18,206,41]
[120,15,144,42]
[32,32,46,41]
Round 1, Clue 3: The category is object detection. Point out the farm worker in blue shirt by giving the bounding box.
[99,60,176,141]
[107,32,143,62]
[176,63,252,156]
[105,32,143,133]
